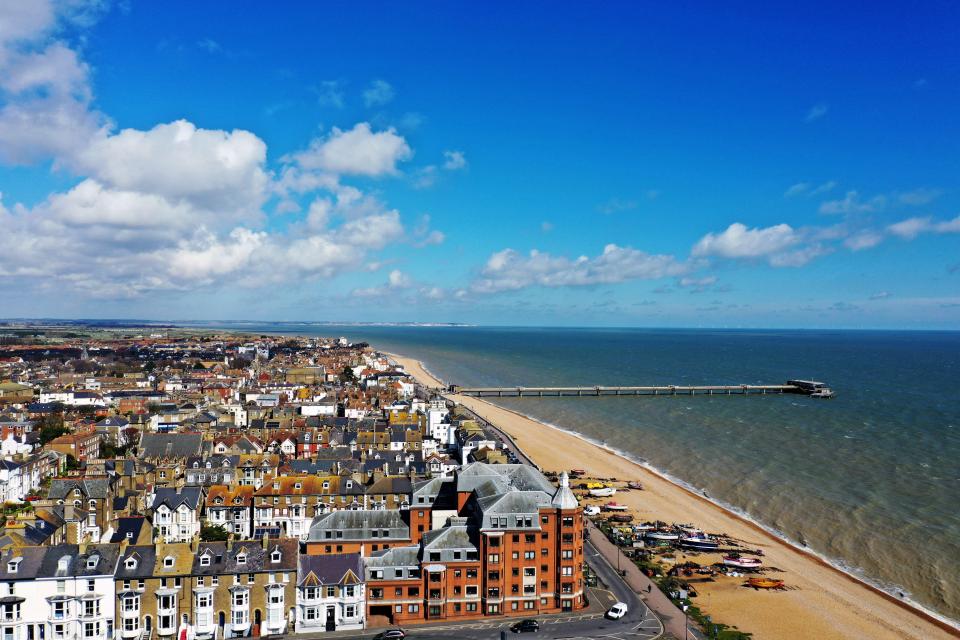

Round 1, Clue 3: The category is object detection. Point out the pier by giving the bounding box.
[446,380,832,398]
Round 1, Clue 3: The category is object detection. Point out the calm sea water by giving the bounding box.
[210,324,960,623]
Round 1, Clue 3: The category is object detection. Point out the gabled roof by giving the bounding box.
[151,486,203,511]
[298,553,362,586]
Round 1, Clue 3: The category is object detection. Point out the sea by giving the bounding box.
[205,324,960,625]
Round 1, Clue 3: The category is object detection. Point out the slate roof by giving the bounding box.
[36,544,119,577]
[298,553,362,586]
[48,477,112,500]
[192,538,298,575]
[307,509,409,542]
[140,433,203,459]
[115,545,157,579]
[0,546,47,580]
[151,486,203,511]
[109,516,147,543]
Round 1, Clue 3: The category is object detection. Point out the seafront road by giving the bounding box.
[451,394,705,640]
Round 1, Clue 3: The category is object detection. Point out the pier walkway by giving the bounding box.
[450,384,801,397]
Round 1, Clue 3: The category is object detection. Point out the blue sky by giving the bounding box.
[0,1,958,328]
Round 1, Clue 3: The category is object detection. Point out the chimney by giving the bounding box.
[227,534,234,551]
[78,537,88,556]
[119,537,130,554]
[261,532,269,550]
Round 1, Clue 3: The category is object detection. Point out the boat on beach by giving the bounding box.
[609,514,634,523]
[603,502,629,511]
[747,577,785,589]
[723,555,763,570]
[645,529,680,541]
[589,487,617,497]
[679,531,719,551]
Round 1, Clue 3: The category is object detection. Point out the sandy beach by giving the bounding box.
[390,352,960,640]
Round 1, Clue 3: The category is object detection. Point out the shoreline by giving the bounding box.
[386,350,960,639]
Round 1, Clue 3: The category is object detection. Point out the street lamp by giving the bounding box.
[682,604,689,640]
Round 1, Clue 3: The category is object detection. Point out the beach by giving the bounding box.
[391,352,960,640]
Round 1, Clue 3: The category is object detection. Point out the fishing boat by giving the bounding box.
[610,514,634,523]
[627,481,643,490]
[723,555,762,570]
[632,522,656,533]
[679,531,719,551]
[747,577,784,589]
[603,502,629,511]
[645,529,680,541]
[589,487,617,497]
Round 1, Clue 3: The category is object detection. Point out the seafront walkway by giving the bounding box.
[447,393,704,640]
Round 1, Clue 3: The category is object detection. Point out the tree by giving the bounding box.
[65,454,81,471]
[339,366,357,384]
[37,415,69,445]
[200,523,230,542]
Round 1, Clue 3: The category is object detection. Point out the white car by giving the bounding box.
[584,505,601,516]
[606,602,629,619]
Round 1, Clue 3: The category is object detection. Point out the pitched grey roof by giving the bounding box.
[0,546,47,580]
[140,433,203,458]
[116,545,156,579]
[298,553,362,585]
[307,509,409,542]
[48,477,112,500]
[151,486,203,511]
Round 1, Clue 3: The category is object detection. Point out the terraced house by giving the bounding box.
[190,538,298,638]
[0,543,118,640]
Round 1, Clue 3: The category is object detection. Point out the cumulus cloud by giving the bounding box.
[819,190,887,215]
[0,2,108,164]
[363,79,394,107]
[471,244,686,294]
[844,229,884,251]
[442,150,467,170]
[888,215,960,239]
[289,122,412,176]
[693,223,799,260]
[314,80,344,108]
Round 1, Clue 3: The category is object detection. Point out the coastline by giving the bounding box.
[387,350,960,640]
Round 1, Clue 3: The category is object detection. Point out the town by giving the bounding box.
[0,327,609,640]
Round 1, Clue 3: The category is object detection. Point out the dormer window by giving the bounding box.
[270,550,281,563]
[294,483,301,490]
[200,555,210,567]
[57,556,70,572]
[86,556,99,570]
[163,556,174,568]
[7,558,21,573]
[124,558,137,570]
[272,482,279,490]
[74,488,81,497]
[236,553,246,565]
[214,497,223,505]
[233,497,242,505]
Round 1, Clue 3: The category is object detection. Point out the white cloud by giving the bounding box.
[363,79,394,107]
[819,190,886,215]
[805,103,828,122]
[314,80,344,108]
[289,122,412,177]
[888,215,960,239]
[472,244,686,294]
[443,150,467,170]
[76,119,269,218]
[692,223,799,260]
[844,230,884,251]
[785,180,836,198]
[887,216,932,239]
[412,214,445,247]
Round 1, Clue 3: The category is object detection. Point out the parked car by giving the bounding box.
[606,602,629,619]
[510,619,540,633]
[584,505,601,516]
[373,630,406,640]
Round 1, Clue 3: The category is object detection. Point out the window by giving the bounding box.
[236,553,246,565]
[122,618,138,632]
[304,587,318,600]
[561,566,573,576]
[466,569,477,579]
[487,554,499,564]
[304,608,317,621]
[211,576,218,586]
[345,605,355,618]
[124,558,137,570]
[407,604,419,613]
[271,550,281,563]
[163,556,174,568]
[524,551,535,560]
[83,600,99,618]
[524,567,536,577]
[268,590,282,605]
[232,591,248,607]
[83,623,98,638]
[196,594,212,608]
[562,550,573,560]
[52,601,66,619]
[344,585,355,597]
[466,603,477,612]
[465,586,477,596]
[326,586,335,598]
